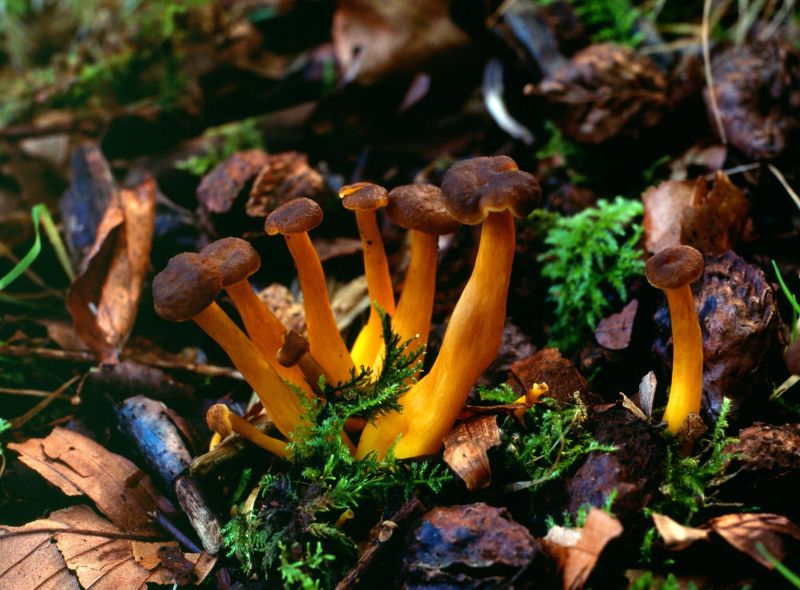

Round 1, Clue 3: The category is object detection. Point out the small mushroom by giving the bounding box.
[206,403,289,459]
[266,198,354,384]
[200,237,311,397]
[277,330,331,393]
[645,245,705,433]
[340,182,395,370]
[153,253,303,439]
[373,183,459,373]
[357,156,541,459]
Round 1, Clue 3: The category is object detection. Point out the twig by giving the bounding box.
[0,344,244,380]
[151,510,203,553]
[0,386,71,399]
[10,375,81,430]
[703,0,728,144]
[0,526,163,542]
[767,164,800,212]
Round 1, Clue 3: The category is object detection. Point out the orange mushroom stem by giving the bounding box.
[153,253,304,439]
[206,403,290,459]
[200,238,311,397]
[265,199,355,384]
[340,183,395,370]
[645,245,705,433]
[356,157,541,459]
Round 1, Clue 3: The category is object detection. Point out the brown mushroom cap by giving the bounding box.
[153,253,223,322]
[645,245,704,289]
[206,403,233,437]
[265,198,323,235]
[277,330,310,367]
[339,182,389,211]
[200,237,260,286]
[440,156,542,225]
[387,184,461,235]
[786,340,800,375]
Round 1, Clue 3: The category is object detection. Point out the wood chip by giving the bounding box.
[443,415,501,491]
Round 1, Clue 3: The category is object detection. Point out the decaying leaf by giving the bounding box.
[634,371,656,419]
[246,151,325,217]
[542,509,623,590]
[0,505,215,590]
[710,513,800,569]
[259,283,307,335]
[196,149,269,214]
[595,299,638,351]
[333,0,470,84]
[533,44,668,143]
[651,512,710,550]
[642,172,749,255]
[9,427,169,535]
[508,348,590,404]
[65,176,157,363]
[443,415,501,491]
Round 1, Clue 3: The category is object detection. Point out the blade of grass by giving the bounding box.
[756,542,800,588]
[772,260,799,342]
[0,204,74,290]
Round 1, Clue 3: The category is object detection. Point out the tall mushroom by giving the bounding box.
[200,237,311,397]
[339,182,395,369]
[645,245,705,433]
[265,198,354,384]
[153,253,303,439]
[373,184,459,372]
[356,156,541,459]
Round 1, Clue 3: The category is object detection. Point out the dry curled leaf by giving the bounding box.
[443,415,501,491]
[246,151,325,217]
[333,0,470,84]
[710,513,800,569]
[651,512,710,550]
[542,509,623,590]
[642,172,749,255]
[595,299,638,350]
[196,150,269,214]
[9,427,169,535]
[0,505,214,590]
[533,43,668,143]
[63,165,156,363]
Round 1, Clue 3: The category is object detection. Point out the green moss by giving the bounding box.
[533,197,644,353]
[176,118,266,177]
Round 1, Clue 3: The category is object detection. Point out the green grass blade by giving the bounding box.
[38,206,75,281]
[756,542,800,588]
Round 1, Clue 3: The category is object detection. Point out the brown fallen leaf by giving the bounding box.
[0,505,215,590]
[642,172,749,255]
[333,0,470,84]
[443,415,501,491]
[197,150,270,214]
[594,299,638,350]
[710,513,800,569]
[542,509,623,590]
[65,176,157,363]
[246,151,325,217]
[9,427,170,535]
[651,512,710,550]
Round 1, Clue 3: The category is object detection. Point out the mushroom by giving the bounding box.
[152,253,303,439]
[265,198,355,384]
[206,403,289,459]
[199,237,311,397]
[372,183,460,372]
[339,182,396,369]
[645,245,705,433]
[356,156,541,459]
[277,329,331,393]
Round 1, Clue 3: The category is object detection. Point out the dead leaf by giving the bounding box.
[333,0,470,84]
[594,299,638,350]
[642,172,749,255]
[669,143,727,181]
[66,177,157,363]
[619,393,648,422]
[443,415,501,491]
[542,509,623,590]
[710,513,800,569]
[246,151,325,217]
[197,150,269,214]
[0,505,215,590]
[651,512,710,550]
[674,413,708,456]
[9,427,169,535]
[312,237,363,263]
[634,371,656,419]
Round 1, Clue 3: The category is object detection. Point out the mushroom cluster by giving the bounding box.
[153,156,542,459]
